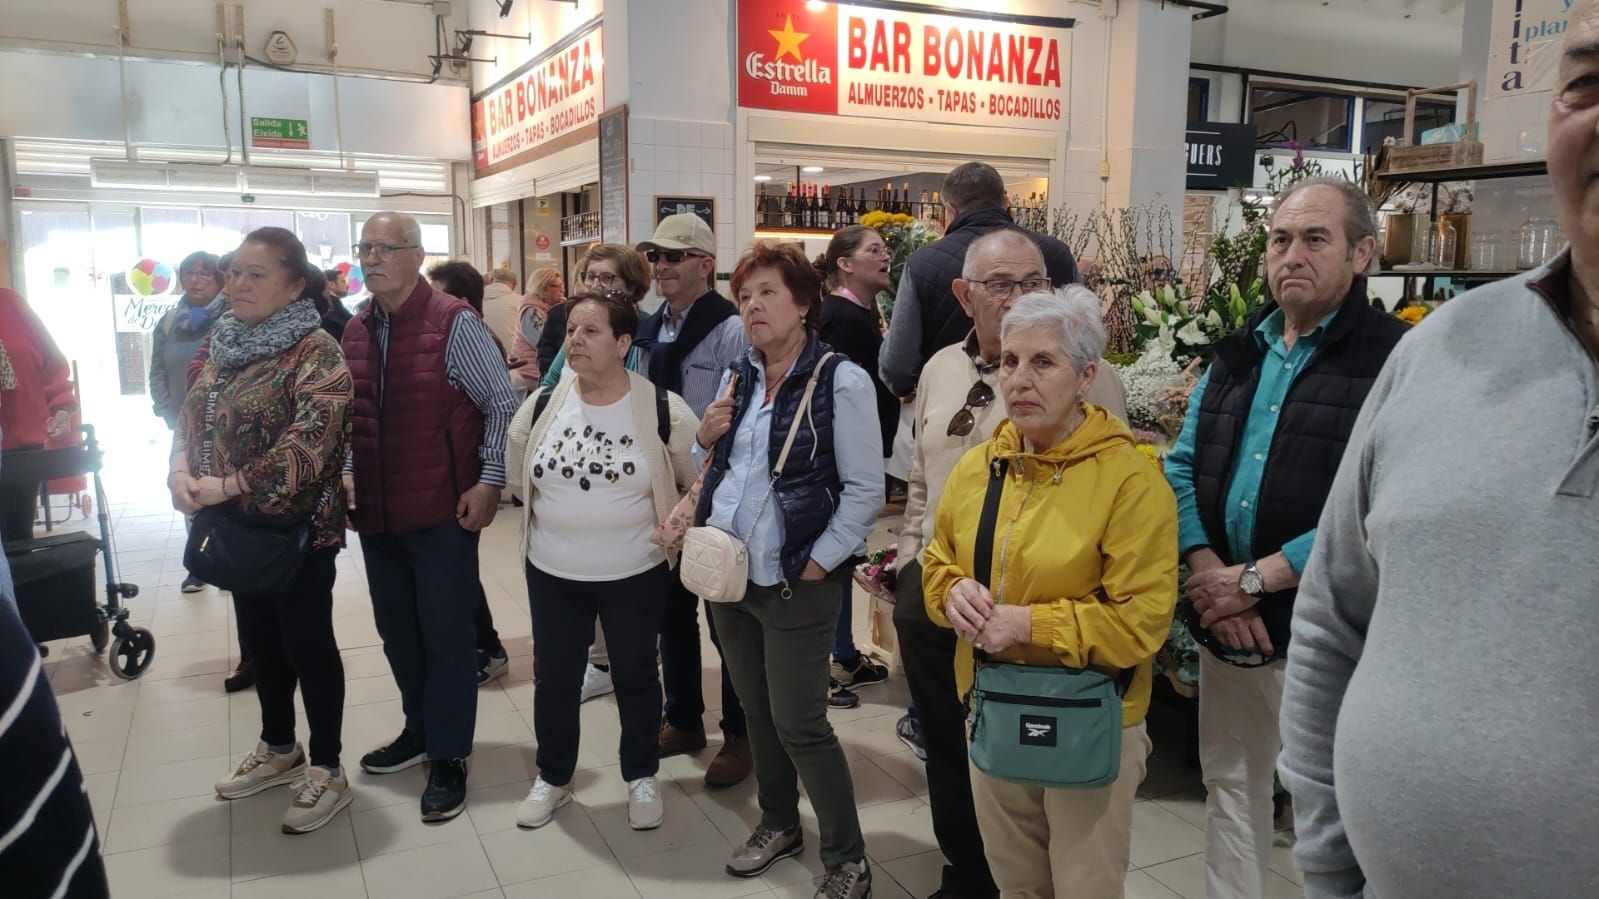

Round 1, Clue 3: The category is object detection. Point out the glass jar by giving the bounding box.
[1518,218,1561,269]
[1431,219,1458,270]
[1470,232,1498,271]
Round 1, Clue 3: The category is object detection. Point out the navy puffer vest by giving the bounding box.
[695,333,845,582]
[1190,278,1409,653]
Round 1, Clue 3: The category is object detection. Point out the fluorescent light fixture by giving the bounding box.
[754,174,773,182]
[241,168,315,195]
[311,170,382,198]
[801,165,824,173]
[90,159,241,192]
[806,1,827,10]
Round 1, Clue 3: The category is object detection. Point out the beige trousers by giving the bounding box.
[971,722,1152,899]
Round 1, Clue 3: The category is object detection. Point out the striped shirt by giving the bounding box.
[344,306,519,486]
[0,565,109,899]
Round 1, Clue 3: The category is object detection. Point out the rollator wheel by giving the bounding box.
[90,620,110,653]
[109,628,156,680]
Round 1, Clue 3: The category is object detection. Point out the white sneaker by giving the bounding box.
[281,766,354,834]
[580,664,614,703]
[627,776,664,830]
[516,776,573,829]
[215,742,306,800]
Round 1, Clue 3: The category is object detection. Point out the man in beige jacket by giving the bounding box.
[892,228,1125,899]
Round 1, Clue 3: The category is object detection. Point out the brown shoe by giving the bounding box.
[658,722,708,758]
[705,735,753,788]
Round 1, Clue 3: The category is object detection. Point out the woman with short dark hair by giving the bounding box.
[693,241,884,898]
[173,227,354,835]
[506,290,700,833]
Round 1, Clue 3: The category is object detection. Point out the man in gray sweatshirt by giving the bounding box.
[1279,6,1599,895]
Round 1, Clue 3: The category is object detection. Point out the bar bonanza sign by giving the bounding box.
[471,25,603,174]
[736,0,1072,131]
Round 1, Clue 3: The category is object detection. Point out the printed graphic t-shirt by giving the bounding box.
[526,388,664,581]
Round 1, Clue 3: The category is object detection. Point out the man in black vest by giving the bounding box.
[877,161,1080,397]
[632,213,754,788]
[1162,177,1408,899]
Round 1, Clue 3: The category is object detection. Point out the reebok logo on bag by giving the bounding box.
[1020,715,1058,747]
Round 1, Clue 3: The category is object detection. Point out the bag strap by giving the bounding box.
[972,457,1008,590]
[738,352,835,544]
[770,352,834,479]
[655,383,670,445]
[532,385,554,423]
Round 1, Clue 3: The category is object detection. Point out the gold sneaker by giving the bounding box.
[215,742,306,800]
[281,767,354,834]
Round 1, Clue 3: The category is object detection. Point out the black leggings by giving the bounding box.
[234,547,345,768]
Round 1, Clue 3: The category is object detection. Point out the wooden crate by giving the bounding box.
[1380,81,1484,174]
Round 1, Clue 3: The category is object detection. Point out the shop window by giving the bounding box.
[1187,78,1210,122]
[297,212,354,270]
[1249,87,1352,152]
[1362,99,1455,155]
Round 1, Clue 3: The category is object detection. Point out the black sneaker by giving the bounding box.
[835,655,889,689]
[827,678,861,710]
[477,649,508,687]
[360,729,426,774]
[181,575,206,594]
[420,758,467,822]
[895,712,926,761]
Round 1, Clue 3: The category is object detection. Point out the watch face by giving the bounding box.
[1240,568,1265,596]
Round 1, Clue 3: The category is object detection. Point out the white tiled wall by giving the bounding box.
[627,116,738,279]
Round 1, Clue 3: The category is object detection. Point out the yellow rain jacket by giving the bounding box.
[923,406,1178,727]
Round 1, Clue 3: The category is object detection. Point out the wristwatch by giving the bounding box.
[1239,562,1266,597]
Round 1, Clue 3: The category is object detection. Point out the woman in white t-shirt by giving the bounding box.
[504,290,700,834]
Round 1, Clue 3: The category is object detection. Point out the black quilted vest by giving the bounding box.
[695,333,845,582]
[908,205,1081,360]
[1191,278,1409,651]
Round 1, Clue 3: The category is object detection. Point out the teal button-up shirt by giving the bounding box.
[1165,307,1337,574]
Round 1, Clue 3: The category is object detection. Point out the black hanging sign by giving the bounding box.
[1186,122,1257,190]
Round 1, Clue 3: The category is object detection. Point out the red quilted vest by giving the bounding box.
[342,280,484,534]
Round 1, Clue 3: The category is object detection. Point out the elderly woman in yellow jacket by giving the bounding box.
[923,289,1178,899]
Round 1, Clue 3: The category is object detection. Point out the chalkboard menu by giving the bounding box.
[599,106,628,245]
[655,196,715,231]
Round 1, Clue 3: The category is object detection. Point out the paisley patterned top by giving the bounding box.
[177,329,353,549]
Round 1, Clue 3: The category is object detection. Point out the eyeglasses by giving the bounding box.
[946,379,996,437]
[857,245,891,259]
[967,277,1051,299]
[356,242,419,261]
[645,249,709,264]
[583,271,622,288]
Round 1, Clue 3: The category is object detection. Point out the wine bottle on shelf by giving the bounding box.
[839,187,852,224]
[755,184,768,228]
[902,182,912,216]
[930,191,943,226]
[806,184,819,229]
[818,185,832,230]
[882,182,893,214]
[783,182,797,228]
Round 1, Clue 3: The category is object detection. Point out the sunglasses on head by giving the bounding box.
[946,379,996,437]
[645,249,708,264]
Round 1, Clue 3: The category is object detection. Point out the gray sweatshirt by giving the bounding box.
[1280,252,1599,899]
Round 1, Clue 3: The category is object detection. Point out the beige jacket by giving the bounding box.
[507,369,701,568]
[898,337,1128,570]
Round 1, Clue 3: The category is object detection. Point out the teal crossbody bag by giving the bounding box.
[966,458,1131,790]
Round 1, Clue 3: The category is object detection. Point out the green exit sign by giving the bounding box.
[250,117,310,150]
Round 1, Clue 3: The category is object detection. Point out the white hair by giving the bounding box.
[999,285,1107,374]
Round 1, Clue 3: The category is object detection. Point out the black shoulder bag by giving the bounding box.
[182,374,312,596]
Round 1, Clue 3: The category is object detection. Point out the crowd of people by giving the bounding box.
[8,17,1599,894]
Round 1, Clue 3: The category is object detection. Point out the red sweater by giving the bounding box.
[0,290,77,450]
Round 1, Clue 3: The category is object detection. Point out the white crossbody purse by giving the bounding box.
[679,354,835,604]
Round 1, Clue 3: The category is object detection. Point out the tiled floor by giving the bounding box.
[35,470,1305,899]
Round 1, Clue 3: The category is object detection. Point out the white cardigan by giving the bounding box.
[507,369,701,568]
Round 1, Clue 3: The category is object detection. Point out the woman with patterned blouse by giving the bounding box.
[169,227,355,836]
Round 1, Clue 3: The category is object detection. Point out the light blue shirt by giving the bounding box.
[696,349,885,586]
[1165,307,1335,574]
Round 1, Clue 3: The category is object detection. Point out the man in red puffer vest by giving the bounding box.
[341,213,518,824]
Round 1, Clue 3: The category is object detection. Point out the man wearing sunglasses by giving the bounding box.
[893,229,1124,899]
[632,213,755,788]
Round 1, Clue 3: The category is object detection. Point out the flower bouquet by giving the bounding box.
[852,543,899,603]
[861,211,941,325]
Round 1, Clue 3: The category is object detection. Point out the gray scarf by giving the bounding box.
[209,298,322,372]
